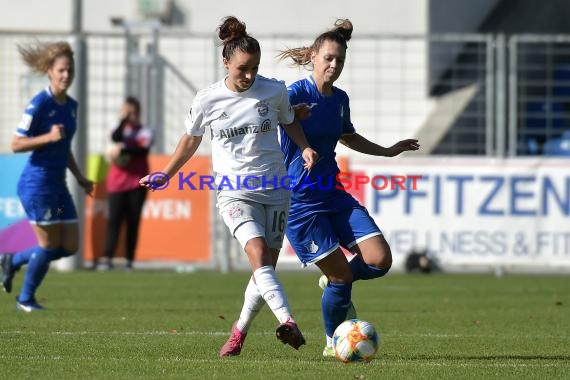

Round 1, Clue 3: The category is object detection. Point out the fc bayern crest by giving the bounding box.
[255,101,269,116]
[228,204,243,219]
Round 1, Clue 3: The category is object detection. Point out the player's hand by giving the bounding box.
[139,174,167,191]
[49,124,65,142]
[301,147,319,170]
[387,139,420,157]
[78,177,94,197]
[139,175,152,189]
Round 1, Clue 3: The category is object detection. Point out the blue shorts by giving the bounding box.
[286,205,382,266]
[19,191,78,225]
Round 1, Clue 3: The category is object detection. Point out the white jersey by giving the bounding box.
[185,75,294,192]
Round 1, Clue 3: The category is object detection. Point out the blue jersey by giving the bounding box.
[15,87,78,194]
[280,76,357,213]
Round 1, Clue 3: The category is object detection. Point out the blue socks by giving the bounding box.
[322,282,352,338]
[18,247,58,303]
[349,256,389,281]
[320,257,390,340]
[12,246,75,269]
[11,246,37,270]
[15,246,75,303]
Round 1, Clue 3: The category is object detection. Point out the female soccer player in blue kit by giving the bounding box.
[278,19,420,356]
[0,41,93,312]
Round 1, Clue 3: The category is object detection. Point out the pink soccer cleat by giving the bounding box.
[219,321,247,357]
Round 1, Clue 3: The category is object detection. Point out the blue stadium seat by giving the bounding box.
[522,100,568,155]
[543,131,570,156]
[553,64,570,98]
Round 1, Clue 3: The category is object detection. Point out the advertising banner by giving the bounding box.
[0,154,36,252]
[84,155,212,265]
[349,158,570,270]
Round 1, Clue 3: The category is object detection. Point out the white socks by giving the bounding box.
[253,265,293,324]
[236,276,265,333]
[326,335,333,348]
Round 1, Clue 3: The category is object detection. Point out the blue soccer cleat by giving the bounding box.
[16,298,45,312]
[1,253,16,294]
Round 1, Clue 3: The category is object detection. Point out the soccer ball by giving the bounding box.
[332,319,379,363]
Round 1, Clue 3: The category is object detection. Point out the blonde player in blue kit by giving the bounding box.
[0,41,93,312]
[139,16,318,357]
[278,19,420,356]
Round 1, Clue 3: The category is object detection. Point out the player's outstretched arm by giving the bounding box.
[139,134,202,189]
[339,133,419,157]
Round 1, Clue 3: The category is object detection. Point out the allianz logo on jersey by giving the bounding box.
[216,119,272,139]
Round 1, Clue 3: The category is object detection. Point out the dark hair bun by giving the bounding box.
[218,16,248,44]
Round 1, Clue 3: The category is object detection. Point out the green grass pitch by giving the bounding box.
[0,270,568,379]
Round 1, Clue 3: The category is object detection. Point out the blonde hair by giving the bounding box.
[18,41,74,74]
[278,19,353,67]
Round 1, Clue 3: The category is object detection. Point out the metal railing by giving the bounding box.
[1,31,568,157]
[0,31,502,157]
[508,34,570,156]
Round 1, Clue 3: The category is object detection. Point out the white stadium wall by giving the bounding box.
[0,0,427,34]
[0,0,434,156]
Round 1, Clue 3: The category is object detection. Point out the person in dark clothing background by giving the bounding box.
[96,96,152,270]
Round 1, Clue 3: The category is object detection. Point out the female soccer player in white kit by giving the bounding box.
[139,16,318,356]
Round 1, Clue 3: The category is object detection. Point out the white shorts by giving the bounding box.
[217,194,290,249]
